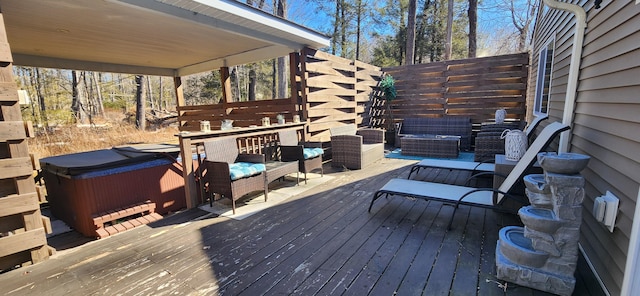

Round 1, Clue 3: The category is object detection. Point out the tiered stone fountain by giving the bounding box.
[496,152,590,296]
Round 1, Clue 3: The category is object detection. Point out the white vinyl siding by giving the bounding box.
[529,1,640,295]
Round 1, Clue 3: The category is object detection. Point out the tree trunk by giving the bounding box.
[71,70,85,124]
[31,68,48,127]
[276,0,287,99]
[355,0,362,61]
[468,0,477,58]
[82,72,93,124]
[331,1,340,55]
[405,0,417,65]
[92,72,105,116]
[135,75,146,130]
[444,0,454,60]
[248,68,256,101]
[147,76,154,111]
[340,0,347,58]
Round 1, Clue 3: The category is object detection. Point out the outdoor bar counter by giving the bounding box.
[177,122,307,208]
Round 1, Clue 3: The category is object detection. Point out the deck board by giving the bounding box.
[0,157,599,296]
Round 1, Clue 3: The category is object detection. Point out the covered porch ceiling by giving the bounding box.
[0,0,330,77]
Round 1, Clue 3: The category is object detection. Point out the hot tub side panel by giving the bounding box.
[44,162,187,238]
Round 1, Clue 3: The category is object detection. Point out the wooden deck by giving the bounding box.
[1,157,597,295]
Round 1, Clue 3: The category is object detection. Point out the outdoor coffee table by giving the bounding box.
[401,134,460,158]
[265,161,299,187]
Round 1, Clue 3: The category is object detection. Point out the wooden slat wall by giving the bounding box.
[529,1,640,295]
[177,99,298,131]
[178,52,526,144]
[0,13,50,271]
[300,48,357,142]
[379,53,529,127]
[354,60,383,129]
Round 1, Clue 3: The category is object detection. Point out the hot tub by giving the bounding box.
[40,144,187,237]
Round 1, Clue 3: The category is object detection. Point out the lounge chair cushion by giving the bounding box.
[228,162,266,180]
[303,147,324,159]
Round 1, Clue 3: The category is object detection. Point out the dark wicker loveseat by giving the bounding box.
[395,117,473,151]
[202,137,267,214]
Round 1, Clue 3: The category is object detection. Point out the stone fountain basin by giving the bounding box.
[519,206,562,233]
[537,152,591,174]
[499,226,548,268]
[523,174,553,208]
[523,174,549,193]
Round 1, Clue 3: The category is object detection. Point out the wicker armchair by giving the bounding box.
[330,124,384,170]
[277,129,324,184]
[202,137,267,214]
[473,115,548,162]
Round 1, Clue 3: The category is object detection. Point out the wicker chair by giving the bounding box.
[330,124,384,170]
[473,115,548,162]
[277,129,324,184]
[202,137,267,214]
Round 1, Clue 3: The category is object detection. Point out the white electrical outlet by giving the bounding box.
[593,197,606,222]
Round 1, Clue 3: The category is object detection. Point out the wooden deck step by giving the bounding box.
[92,201,159,239]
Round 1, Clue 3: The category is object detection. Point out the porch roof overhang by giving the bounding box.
[0,0,330,77]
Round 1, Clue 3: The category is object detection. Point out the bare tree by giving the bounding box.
[468,0,477,57]
[355,0,363,60]
[509,0,537,52]
[444,0,454,60]
[71,70,87,123]
[276,0,287,99]
[135,75,146,130]
[405,0,417,65]
[92,72,105,116]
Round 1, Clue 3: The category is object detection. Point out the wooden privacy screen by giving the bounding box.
[300,48,382,142]
[0,13,50,271]
[177,48,383,143]
[378,53,529,127]
[177,51,527,143]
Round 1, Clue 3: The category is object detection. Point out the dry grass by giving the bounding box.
[28,123,180,159]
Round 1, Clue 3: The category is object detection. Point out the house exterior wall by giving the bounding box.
[529,1,640,295]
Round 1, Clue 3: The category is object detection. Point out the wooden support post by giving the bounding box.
[298,48,311,142]
[173,76,186,130]
[179,136,197,209]
[220,66,231,116]
[289,52,303,140]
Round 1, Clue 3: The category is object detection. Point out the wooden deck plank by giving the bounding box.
[342,198,430,295]
[218,191,370,294]
[153,186,362,293]
[478,206,510,296]
[229,166,404,295]
[367,202,441,295]
[450,206,486,295]
[424,205,471,295]
[313,197,417,295]
[395,204,450,295]
[0,158,594,296]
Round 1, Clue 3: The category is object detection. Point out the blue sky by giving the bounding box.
[284,0,531,56]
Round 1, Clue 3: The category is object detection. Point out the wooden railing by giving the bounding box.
[176,122,306,208]
[177,99,298,132]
